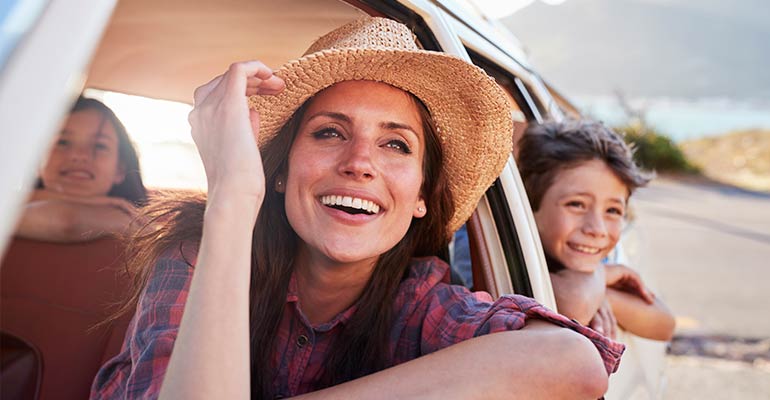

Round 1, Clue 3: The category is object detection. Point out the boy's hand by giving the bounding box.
[589,299,618,339]
[604,264,655,304]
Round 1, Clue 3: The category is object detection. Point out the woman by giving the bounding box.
[92,18,622,399]
[16,96,146,242]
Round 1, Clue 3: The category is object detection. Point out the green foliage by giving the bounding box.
[614,123,700,173]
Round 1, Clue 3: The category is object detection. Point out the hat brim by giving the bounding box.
[249,47,513,233]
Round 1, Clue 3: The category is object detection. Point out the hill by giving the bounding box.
[680,129,770,192]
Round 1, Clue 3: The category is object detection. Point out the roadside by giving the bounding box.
[631,177,770,399]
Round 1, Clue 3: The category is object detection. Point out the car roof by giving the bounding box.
[85,0,366,104]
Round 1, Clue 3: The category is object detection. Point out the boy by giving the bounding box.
[518,119,675,340]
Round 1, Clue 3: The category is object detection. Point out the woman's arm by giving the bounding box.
[549,266,606,325]
[157,61,285,400]
[16,198,135,242]
[295,321,608,400]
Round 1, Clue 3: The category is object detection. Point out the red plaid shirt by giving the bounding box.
[91,251,624,399]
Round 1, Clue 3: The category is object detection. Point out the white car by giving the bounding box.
[0,0,665,398]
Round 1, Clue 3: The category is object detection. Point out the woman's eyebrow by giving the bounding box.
[381,121,418,137]
[306,111,351,124]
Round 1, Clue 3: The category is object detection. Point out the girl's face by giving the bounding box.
[533,159,628,273]
[40,109,125,197]
[282,81,427,268]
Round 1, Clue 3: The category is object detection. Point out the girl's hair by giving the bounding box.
[117,89,455,398]
[37,96,148,205]
[517,119,652,211]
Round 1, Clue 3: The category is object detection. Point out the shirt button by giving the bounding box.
[296,334,309,348]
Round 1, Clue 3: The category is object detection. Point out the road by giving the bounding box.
[630,177,770,399]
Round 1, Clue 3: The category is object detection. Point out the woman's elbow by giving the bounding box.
[560,330,609,398]
[507,325,609,399]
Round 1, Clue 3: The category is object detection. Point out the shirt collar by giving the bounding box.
[285,271,359,333]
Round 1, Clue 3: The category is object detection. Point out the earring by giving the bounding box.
[275,179,283,191]
[417,206,426,213]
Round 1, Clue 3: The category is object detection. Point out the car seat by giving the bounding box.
[0,237,132,400]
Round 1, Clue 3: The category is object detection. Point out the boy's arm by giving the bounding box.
[606,288,675,341]
[549,267,606,325]
[604,264,676,341]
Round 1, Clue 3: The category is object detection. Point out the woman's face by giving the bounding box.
[533,159,627,272]
[40,108,125,197]
[283,81,427,267]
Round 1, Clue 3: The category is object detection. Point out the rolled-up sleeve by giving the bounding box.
[90,256,193,399]
[397,258,624,376]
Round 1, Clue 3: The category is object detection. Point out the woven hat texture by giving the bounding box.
[249,17,513,233]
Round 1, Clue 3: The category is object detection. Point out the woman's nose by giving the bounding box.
[338,139,376,180]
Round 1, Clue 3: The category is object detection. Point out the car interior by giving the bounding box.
[0,1,550,399]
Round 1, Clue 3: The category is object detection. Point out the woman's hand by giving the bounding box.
[187,61,285,219]
[589,298,618,339]
[604,263,655,304]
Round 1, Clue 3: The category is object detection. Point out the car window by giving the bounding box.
[0,0,47,70]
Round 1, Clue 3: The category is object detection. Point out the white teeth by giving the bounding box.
[570,244,600,254]
[320,195,381,214]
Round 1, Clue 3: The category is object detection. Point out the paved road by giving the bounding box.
[630,177,770,399]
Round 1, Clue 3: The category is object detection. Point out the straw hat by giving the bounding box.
[249,17,513,233]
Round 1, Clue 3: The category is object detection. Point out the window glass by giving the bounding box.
[0,0,48,70]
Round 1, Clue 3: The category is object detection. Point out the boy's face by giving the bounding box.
[534,159,628,273]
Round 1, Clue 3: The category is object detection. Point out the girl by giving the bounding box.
[92,18,623,399]
[16,96,147,242]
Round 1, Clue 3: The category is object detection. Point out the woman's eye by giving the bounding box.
[385,139,412,154]
[313,128,343,140]
[607,207,625,217]
[56,139,70,147]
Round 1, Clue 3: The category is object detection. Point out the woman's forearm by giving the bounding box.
[159,197,256,400]
[606,288,675,341]
[294,320,607,400]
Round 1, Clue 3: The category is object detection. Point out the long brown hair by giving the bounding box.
[118,88,454,399]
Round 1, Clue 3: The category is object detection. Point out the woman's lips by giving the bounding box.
[320,194,381,215]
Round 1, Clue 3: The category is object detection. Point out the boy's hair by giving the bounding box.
[517,119,651,211]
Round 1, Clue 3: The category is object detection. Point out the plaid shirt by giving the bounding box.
[91,252,624,399]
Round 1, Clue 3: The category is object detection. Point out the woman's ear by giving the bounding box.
[413,198,427,218]
[274,174,286,193]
